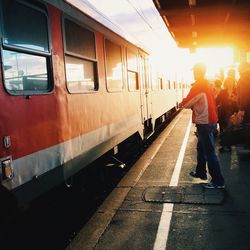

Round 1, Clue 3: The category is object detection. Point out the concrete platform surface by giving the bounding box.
[67,110,250,250]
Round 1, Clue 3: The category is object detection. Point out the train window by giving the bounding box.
[65,56,97,92]
[64,18,98,93]
[64,19,96,59]
[174,81,178,89]
[127,49,139,91]
[0,0,52,95]
[151,69,159,91]
[2,0,49,52]
[167,80,171,89]
[104,39,124,92]
[2,50,48,91]
[127,71,139,91]
[158,77,163,90]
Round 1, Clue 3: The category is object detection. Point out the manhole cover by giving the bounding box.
[143,185,225,205]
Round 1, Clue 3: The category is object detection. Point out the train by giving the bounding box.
[0,0,189,208]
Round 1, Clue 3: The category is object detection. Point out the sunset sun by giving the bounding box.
[189,47,235,80]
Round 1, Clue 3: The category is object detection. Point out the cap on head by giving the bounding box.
[227,69,235,78]
[214,79,222,87]
[193,63,206,78]
[193,63,206,73]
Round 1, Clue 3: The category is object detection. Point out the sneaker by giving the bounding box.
[203,181,225,189]
[189,171,207,180]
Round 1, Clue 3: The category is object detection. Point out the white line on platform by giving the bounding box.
[134,112,186,184]
[153,118,192,250]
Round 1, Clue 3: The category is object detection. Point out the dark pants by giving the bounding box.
[243,110,250,124]
[196,124,224,186]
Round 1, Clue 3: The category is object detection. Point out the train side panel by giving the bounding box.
[0,0,143,204]
[0,0,185,205]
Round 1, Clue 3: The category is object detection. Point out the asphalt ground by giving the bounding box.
[67,109,250,250]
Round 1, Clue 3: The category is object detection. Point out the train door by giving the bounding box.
[138,53,152,136]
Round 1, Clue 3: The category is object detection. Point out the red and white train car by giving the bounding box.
[0,0,187,206]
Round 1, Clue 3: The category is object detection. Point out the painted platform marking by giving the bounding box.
[153,119,192,250]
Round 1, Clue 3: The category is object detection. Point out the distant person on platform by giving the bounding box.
[213,79,223,98]
[181,63,225,189]
[237,62,250,124]
[213,79,223,138]
[216,69,238,152]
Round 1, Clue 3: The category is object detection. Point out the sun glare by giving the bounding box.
[151,47,235,84]
[189,47,235,81]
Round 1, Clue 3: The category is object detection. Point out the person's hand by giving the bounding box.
[238,110,245,122]
[230,111,244,125]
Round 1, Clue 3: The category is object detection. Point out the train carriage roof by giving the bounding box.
[63,0,177,55]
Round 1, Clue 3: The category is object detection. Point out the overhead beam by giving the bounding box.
[168,23,250,33]
[154,0,250,49]
[158,4,250,17]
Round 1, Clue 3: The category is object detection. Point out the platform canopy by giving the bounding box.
[153,0,250,50]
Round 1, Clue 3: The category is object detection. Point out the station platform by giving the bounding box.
[67,109,250,250]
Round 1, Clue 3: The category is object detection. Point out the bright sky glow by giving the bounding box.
[86,0,177,52]
[188,47,235,81]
